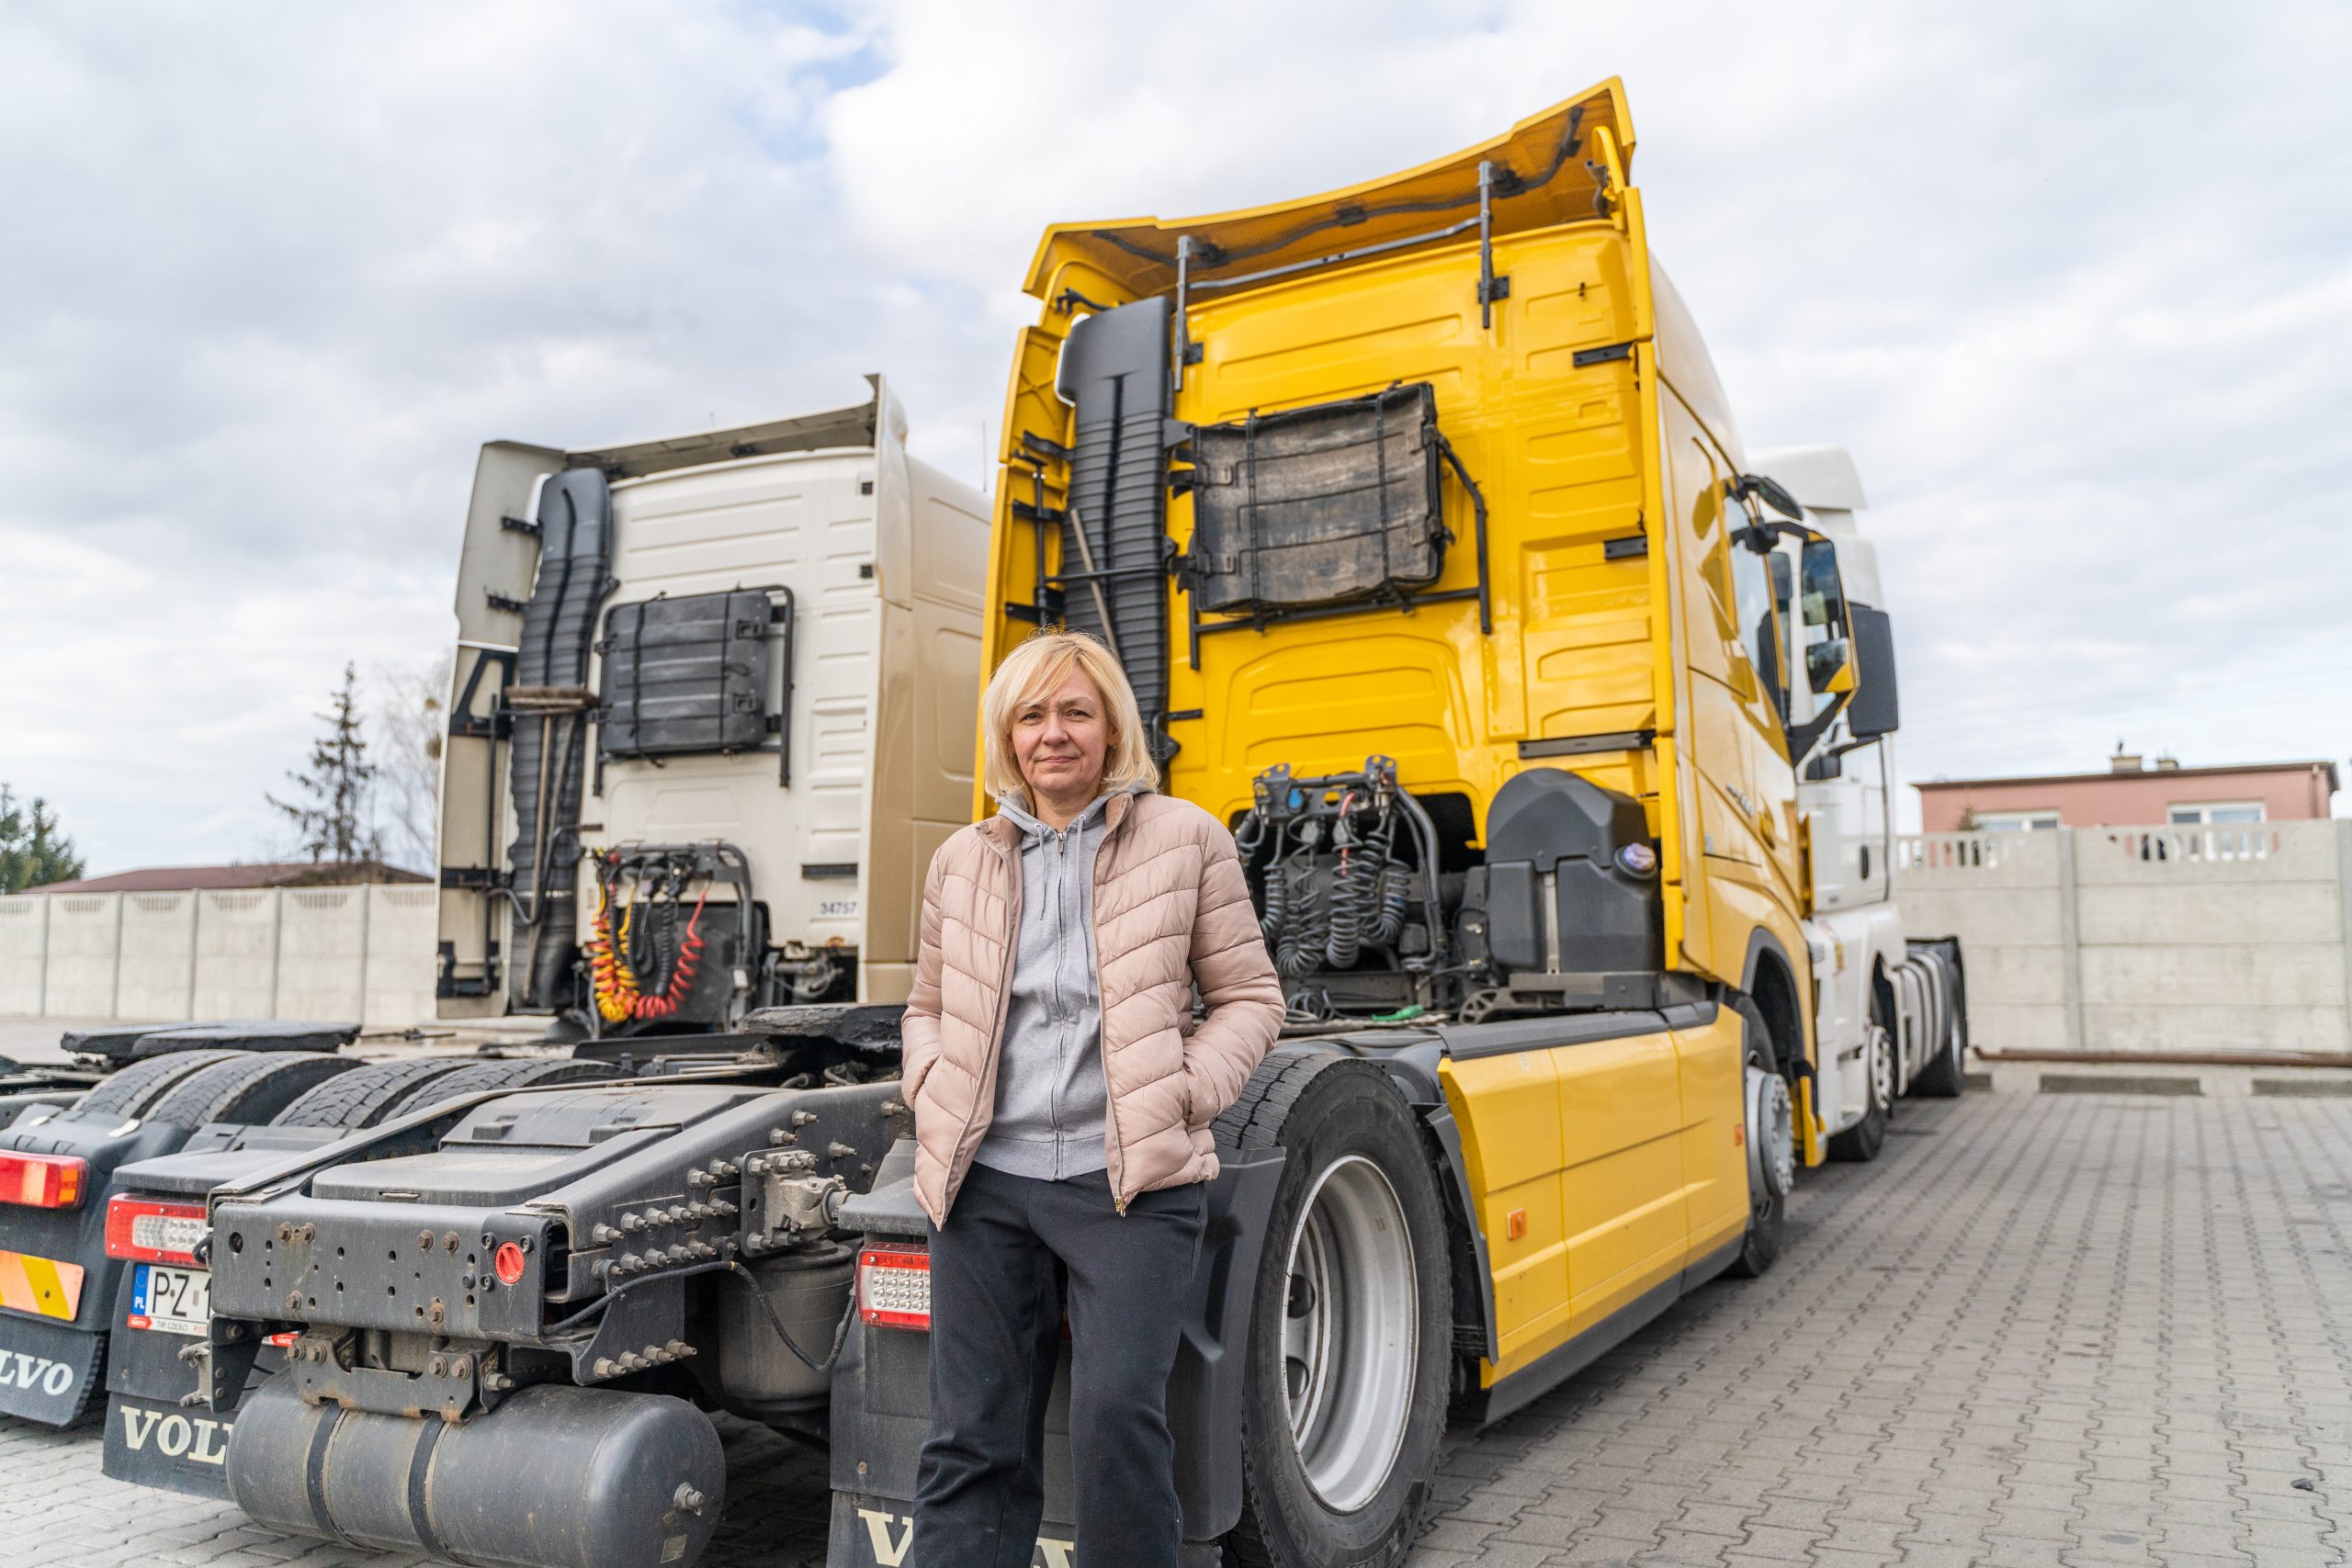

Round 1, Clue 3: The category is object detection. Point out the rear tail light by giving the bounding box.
[0,1152,86,1209]
[857,1247,932,1330]
[105,1198,208,1265]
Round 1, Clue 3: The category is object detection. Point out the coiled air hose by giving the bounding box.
[586,860,641,1023]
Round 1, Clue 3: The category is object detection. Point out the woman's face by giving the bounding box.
[1012,666,1110,805]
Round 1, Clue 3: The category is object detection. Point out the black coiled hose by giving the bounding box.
[1275,864,1326,976]
[1259,853,1288,943]
[1370,862,1413,948]
[1324,849,1370,969]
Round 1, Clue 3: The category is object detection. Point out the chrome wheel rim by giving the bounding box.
[1281,1153,1416,1512]
[1869,1025,1895,1113]
[1748,1066,1795,1199]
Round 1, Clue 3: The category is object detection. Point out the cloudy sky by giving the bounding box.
[3,0,2346,875]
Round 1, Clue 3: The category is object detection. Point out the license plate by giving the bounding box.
[129,1265,209,1336]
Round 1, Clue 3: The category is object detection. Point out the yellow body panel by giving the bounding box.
[984,80,1828,1393]
[1441,1007,1748,1384]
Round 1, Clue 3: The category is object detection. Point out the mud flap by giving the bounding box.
[824,1494,1219,1568]
[822,1148,1285,1565]
[102,1393,239,1496]
[0,1314,103,1423]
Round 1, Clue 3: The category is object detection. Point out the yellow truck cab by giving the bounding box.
[962,79,1870,1565]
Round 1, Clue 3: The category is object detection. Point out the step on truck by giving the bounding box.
[1741,446,1971,1162]
[175,82,1872,1568]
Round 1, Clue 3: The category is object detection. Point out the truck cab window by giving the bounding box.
[1731,542,1789,727]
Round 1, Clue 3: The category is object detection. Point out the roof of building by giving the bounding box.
[1917,760,2340,792]
[31,861,430,895]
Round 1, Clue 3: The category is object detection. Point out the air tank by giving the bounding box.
[226,1380,725,1568]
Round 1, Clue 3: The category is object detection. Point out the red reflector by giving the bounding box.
[0,1152,86,1209]
[264,1331,298,1348]
[857,1247,932,1330]
[105,1197,208,1264]
[492,1242,527,1285]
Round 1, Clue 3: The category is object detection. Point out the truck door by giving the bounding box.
[1662,389,1768,978]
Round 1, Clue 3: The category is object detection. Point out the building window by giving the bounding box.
[2167,802,2265,825]
[1975,811,2061,832]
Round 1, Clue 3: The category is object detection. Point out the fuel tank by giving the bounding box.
[226,1379,726,1568]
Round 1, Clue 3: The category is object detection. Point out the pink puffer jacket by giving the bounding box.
[899,790,1284,1224]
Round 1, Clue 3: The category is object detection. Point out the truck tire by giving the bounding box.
[1725,999,1792,1280]
[271,1058,481,1129]
[74,1049,246,1118]
[1826,1021,1892,1163]
[142,1052,360,1129]
[388,1056,618,1115]
[1909,992,1967,1099]
[1216,1054,1451,1568]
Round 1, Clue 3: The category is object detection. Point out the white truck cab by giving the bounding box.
[1754,446,1968,1160]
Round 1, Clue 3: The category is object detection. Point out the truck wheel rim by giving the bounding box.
[1281,1153,1416,1513]
[1749,1067,1795,1199]
[1869,1025,1894,1113]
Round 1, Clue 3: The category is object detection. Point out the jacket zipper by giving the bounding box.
[1096,797,1130,1214]
[944,828,1024,1217]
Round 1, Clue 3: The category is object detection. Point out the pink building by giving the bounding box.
[1917,752,2340,832]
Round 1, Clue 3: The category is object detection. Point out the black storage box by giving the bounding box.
[1188,382,1448,614]
[597,590,777,759]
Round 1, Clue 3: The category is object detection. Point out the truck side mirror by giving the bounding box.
[1805,636,1853,694]
[1798,537,1855,694]
[1845,605,1899,740]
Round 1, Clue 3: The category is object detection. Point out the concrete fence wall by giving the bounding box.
[0,885,437,1029]
[1894,818,2352,1055]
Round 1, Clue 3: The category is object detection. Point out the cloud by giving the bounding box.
[2,0,2347,877]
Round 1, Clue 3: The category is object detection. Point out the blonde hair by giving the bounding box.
[981,630,1158,807]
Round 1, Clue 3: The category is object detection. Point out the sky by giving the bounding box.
[2,0,2346,875]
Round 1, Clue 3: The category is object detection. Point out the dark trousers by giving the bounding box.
[911,1160,1206,1568]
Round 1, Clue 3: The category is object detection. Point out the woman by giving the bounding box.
[899,629,1284,1568]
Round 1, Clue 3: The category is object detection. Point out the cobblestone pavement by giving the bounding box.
[6,1089,2348,1565]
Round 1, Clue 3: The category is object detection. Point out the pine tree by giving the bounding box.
[268,662,382,866]
[0,786,87,892]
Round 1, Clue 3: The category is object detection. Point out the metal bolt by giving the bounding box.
[444,1231,462,1254]
[416,1230,435,1252]
[429,1356,447,1377]
[451,1357,471,1379]
[286,1291,302,1313]
[426,1298,447,1329]
[297,1223,316,1243]
[686,1169,711,1189]
[276,1223,294,1243]
[592,1224,619,1244]
[715,1161,739,1179]
[621,1213,643,1232]
[792,1110,819,1126]
[673,1484,707,1513]
[828,1142,856,1160]
[594,1358,618,1379]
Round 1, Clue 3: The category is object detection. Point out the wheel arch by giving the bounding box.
[1740,928,1805,1077]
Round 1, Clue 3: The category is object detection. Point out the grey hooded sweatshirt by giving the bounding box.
[971,784,1145,1181]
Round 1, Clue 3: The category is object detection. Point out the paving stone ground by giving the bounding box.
[6,1088,2349,1565]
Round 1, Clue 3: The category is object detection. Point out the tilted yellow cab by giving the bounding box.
[949,75,1873,1563]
